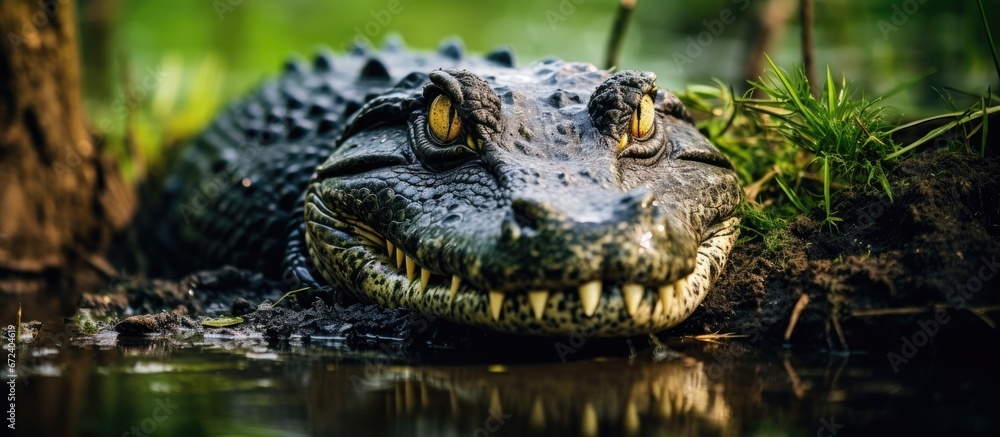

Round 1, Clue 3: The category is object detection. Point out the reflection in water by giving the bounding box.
[11,326,1000,436]
[309,355,732,436]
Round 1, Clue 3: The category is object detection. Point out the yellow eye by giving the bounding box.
[630,93,655,140]
[428,94,463,143]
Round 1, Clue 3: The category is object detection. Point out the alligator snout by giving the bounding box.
[507,188,654,232]
[481,187,698,293]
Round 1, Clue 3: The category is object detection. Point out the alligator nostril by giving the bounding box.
[511,198,543,231]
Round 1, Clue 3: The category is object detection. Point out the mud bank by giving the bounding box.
[680,152,1000,356]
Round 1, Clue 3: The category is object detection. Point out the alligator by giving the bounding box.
[163,39,741,337]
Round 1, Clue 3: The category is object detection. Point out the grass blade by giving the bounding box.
[776,173,808,213]
[764,54,821,127]
[882,69,936,100]
[273,287,310,307]
[880,174,894,202]
[826,66,836,112]
[886,104,1000,160]
[822,155,832,221]
[203,316,245,328]
[977,0,1000,84]
[983,90,990,156]
[891,103,1000,133]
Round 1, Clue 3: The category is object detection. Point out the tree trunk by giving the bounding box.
[743,0,797,96]
[0,0,134,293]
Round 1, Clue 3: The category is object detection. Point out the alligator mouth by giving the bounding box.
[304,190,739,337]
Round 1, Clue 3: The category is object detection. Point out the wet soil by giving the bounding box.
[681,152,1000,356]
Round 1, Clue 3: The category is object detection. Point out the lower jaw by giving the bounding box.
[307,216,740,337]
[352,262,701,336]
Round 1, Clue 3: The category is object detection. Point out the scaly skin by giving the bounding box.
[166,40,741,337]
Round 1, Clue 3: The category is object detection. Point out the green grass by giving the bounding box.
[885,94,1000,160]
[679,74,996,242]
[678,57,996,244]
[673,0,1000,246]
[741,56,901,226]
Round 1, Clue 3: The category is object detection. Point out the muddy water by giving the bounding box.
[7,308,998,437]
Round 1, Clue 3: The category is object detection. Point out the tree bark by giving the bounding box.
[743,0,797,96]
[799,0,817,97]
[0,0,134,293]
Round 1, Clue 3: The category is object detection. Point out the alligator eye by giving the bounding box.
[428,94,463,144]
[630,93,655,140]
[617,93,656,152]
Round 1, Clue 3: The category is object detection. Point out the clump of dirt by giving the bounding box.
[80,266,441,347]
[80,266,285,316]
[110,298,429,343]
[680,152,1000,355]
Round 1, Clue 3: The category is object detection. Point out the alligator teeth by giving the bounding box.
[386,240,394,257]
[578,280,601,317]
[527,290,549,320]
[420,268,431,291]
[489,388,502,416]
[624,400,640,434]
[530,397,546,429]
[406,256,416,282]
[581,402,598,437]
[450,276,461,302]
[353,227,382,245]
[488,290,505,321]
[653,299,664,317]
[395,248,405,270]
[658,283,674,313]
[449,391,460,416]
[674,276,688,302]
[622,283,644,318]
[348,219,377,234]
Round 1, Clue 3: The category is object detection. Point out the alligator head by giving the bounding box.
[305,59,741,336]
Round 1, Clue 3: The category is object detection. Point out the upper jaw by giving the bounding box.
[309,171,703,288]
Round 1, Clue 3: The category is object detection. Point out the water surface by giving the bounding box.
[11,311,999,436]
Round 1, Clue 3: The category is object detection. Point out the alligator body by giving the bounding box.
[164,40,741,336]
